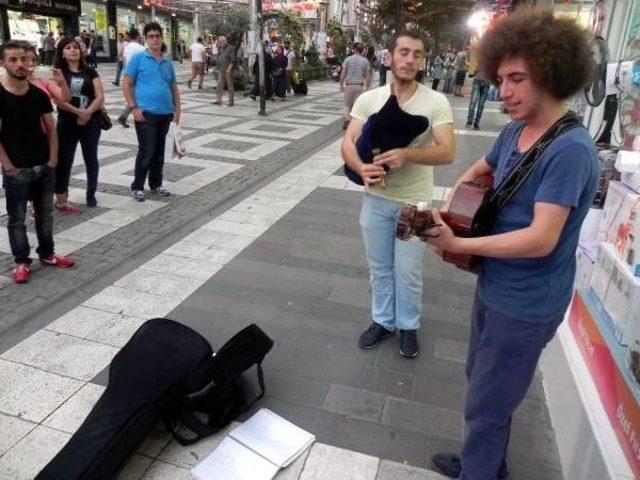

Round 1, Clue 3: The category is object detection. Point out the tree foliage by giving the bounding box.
[200,7,250,45]
[274,10,305,53]
[327,18,351,61]
[367,0,475,49]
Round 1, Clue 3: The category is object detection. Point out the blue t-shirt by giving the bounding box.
[124,50,176,115]
[478,120,599,322]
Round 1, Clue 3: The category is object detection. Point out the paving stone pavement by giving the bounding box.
[0,65,565,479]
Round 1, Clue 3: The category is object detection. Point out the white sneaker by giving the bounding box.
[132,190,146,202]
[153,186,170,197]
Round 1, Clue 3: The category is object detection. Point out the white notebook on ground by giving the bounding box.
[191,408,316,480]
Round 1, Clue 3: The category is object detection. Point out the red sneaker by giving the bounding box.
[55,203,82,215]
[12,264,31,283]
[40,254,74,268]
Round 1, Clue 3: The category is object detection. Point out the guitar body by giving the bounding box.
[396,176,494,273]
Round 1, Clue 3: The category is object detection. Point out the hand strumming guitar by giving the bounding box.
[426,209,458,255]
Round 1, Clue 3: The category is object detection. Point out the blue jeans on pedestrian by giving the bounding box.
[132,112,173,191]
[460,290,564,480]
[114,60,124,85]
[379,65,387,86]
[443,76,454,94]
[3,165,55,264]
[359,193,426,331]
[466,78,490,126]
[56,115,102,197]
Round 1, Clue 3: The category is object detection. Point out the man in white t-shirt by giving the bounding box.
[188,37,206,89]
[341,31,455,359]
[119,28,145,128]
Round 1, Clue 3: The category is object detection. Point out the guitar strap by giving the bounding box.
[471,112,582,235]
[490,112,582,209]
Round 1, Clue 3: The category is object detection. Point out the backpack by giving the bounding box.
[36,319,273,480]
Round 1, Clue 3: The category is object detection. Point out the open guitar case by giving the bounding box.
[36,318,273,480]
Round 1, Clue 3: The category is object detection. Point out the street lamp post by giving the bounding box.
[250,0,267,115]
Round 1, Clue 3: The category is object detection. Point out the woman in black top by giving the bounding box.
[272,46,288,100]
[53,37,104,211]
[250,47,274,101]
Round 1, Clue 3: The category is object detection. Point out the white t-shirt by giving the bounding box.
[191,42,205,63]
[285,50,295,71]
[123,41,145,67]
[351,83,454,204]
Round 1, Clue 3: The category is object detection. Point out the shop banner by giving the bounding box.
[568,290,640,476]
[4,0,81,15]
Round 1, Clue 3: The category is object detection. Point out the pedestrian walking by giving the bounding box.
[44,32,56,65]
[378,47,389,86]
[53,37,105,211]
[284,40,295,94]
[213,36,235,106]
[431,52,444,91]
[37,31,46,63]
[123,22,181,202]
[272,45,288,100]
[465,72,491,130]
[176,38,184,64]
[340,42,370,130]
[453,46,469,97]
[428,9,597,479]
[442,51,455,94]
[117,29,144,128]
[187,37,205,90]
[113,33,126,86]
[0,40,74,284]
[341,31,455,358]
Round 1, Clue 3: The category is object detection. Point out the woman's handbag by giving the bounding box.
[96,108,112,131]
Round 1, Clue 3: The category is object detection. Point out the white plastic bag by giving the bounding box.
[164,122,187,163]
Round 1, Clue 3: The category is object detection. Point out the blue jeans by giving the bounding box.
[460,290,564,480]
[443,76,454,94]
[466,78,490,126]
[132,112,173,191]
[379,65,387,86]
[359,193,425,331]
[56,115,102,197]
[3,165,55,264]
[114,60,124,85]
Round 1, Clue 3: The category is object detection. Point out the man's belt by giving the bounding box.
[346,82,364,85]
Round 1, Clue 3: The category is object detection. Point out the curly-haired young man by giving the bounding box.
[427,8,598,479]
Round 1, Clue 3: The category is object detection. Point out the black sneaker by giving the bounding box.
[465,122,472,128]
[358,323,394,349]
[431,453,461,478]
[473,123,479,130]
[86,194,97,208]
[399,330,419,358]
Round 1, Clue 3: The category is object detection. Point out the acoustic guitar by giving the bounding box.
[396,175,494,273]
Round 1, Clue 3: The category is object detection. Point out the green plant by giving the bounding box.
[200,8,250,45]
[305,43,320,66]
[274,10,305,54]
[328,19,350,61]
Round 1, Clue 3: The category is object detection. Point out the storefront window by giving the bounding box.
[177,20,193,47]
[7,10,63,46]
[80,0,109,57]
[155,15,172,56]
[117,6,151,35]
[552,0,595,28]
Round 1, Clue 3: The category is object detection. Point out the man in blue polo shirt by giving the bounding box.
[123,21,181,202]
[426,8,598,480]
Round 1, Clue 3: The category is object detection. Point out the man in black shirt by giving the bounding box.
[0,41,74,283]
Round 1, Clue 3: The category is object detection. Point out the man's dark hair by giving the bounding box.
[0,40,27,60]
[143,22,162,37]
[478,7,593,100]
[352,42,363,54]
[284,40,290,46]
[129,29,140,40]
[389,31,425,53]
[53,37,89,73]
[197,37,203,43]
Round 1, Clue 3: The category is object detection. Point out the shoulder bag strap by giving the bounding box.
[489,112,582,210]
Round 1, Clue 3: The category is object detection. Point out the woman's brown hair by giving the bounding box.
[53,37,89,73]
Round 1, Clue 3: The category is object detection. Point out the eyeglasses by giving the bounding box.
[146,33,162,39]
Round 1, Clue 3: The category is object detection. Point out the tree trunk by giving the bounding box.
[394,0,403,32]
